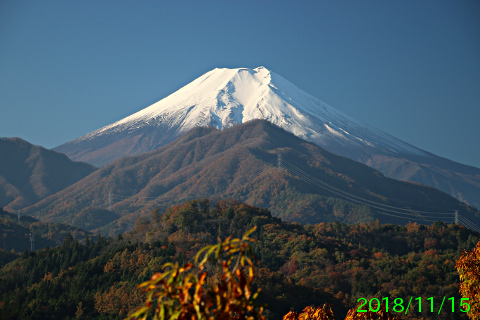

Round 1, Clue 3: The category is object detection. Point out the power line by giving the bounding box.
[283,158,452,215]
[458,215,480,232]
[281,157,480,231]
[279,158,460,223]
[284,160,452,217]
[376,210,453,223]
[281,161,435,219]
[103,154,480,231]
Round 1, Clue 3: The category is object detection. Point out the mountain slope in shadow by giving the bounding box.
[0,137,96,211]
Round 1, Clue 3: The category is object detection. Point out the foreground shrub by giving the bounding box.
[283,303,399,320]
[126,226,265,320]
[456,236,480,319]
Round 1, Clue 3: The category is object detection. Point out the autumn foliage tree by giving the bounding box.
[94,282,144,316]
[456,236,480,319]
[126,219,402,320]
[283,305,335,320]
[282,304,399,320]
[126,226,265,320]
[343,304,399,320]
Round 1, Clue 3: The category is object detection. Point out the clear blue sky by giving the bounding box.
[1,1,479,168]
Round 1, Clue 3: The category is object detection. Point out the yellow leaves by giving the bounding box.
[283,305,335,320]
[126,226,265,320]
[151,272,162,281]
[42,272,53,282]
[96,282,144,316]
[283,310,300,320]
[243,226,258,239]
[282,302,402,320]
[104,260,116,274]
[104,247,150,276]
[344,303,398,320]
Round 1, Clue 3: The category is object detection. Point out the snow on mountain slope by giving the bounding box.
[54,67,480,210]
[64,66,427,161]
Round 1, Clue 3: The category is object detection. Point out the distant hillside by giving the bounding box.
[1,199,479,319]
[0,137,96,211]
[365,153,480,210]
[23,120,480,236]
[0,207,89,254]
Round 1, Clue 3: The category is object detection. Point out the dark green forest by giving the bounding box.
[0,199,478,319]
[0,208,89,266]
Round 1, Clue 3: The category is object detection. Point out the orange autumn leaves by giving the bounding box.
[283,304,399,320]
[126,226,265,320]
[125,227,405,320]
[125,218,480,320]
[455,237,480,319]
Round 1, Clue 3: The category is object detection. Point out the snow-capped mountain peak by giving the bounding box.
[71,66,426,161]
[54,66,480,210]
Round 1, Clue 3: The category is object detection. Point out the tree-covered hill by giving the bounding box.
[1,199,478,319]
[0,207,89,256]
[21,120,480,236]
[0,137,97,211]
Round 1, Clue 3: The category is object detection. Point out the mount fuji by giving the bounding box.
[54,67,480,209]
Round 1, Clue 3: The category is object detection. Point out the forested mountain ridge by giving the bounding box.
[1,199,478,319]
[0,207,89,256]
[52,67,480,210]
[21,120,480,236]
[0,137,96,211]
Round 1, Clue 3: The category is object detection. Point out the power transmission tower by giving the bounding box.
[455,210,459,224]
[29,232,35,252]
[277,154,282,172]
